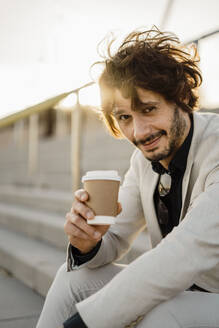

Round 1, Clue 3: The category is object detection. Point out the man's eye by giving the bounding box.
[142,106,156,113]
[118,115,130,121]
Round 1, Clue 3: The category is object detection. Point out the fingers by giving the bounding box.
[72,201,95,220]
[65,212,101,241]
[71,189,95,220]
[74,189,89,202]
[65,187,121,253]
[64,219,90,241]
[65,188,103,253]
[73,189,121,218]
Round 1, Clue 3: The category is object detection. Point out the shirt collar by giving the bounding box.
[152,114,194,176]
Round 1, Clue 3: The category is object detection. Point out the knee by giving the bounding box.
[52,263,95,294]
[52,262,124,300]
[55,262,68,279]
[53,263,84,293]
[51,262,69,289]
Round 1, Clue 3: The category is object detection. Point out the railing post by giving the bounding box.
[71,92,82,192]
[28,114,39,177]
[55,109,66,137]
[13,119,25,147]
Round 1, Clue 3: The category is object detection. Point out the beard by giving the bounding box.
[133,107,187,163]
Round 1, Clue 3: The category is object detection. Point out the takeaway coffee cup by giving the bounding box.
[82,170,121,225]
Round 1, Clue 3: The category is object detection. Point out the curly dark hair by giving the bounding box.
[95,27,202,138]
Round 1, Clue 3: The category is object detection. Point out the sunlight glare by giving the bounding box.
[79,83,101,107]
[58,93,78,110]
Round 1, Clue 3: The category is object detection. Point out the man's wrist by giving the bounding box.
[78,243,99,255]
[70,240,102,266]
[72,240,101,255]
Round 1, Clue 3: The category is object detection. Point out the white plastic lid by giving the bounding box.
[82,170,121,182]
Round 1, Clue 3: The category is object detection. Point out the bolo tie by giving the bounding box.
[157,172,172,226]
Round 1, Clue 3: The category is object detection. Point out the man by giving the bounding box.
[37,27,219,328]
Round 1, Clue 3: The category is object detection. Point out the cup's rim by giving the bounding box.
[82,170,121,182]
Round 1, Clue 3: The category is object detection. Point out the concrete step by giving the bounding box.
[0,226,66,297]
[0,202,68,250]
[0,268,44,328]
[0,185,73,216]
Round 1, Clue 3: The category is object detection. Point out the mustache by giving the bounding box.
[133,130,166,147]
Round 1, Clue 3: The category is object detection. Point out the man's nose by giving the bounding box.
[133,117,151,141]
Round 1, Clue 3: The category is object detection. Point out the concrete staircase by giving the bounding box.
[0,185,71,297]
[0,185,149,298]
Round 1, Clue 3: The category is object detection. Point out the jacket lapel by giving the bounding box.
[142,167,162,247]
[180,160,194,221]
[180,112,206,221]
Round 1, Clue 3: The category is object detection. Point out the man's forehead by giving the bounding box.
[113,90,160,113]
[112,100,159,115]
[101,87,165,114]
[113,93,131,107]
[114,88,162,103]
[112,95,131,114]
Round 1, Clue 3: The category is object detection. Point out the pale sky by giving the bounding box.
[0,0,219,119]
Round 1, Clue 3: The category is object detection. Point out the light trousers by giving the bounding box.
[36,262,219,328]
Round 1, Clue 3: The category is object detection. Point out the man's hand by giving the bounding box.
[64,189,122,254]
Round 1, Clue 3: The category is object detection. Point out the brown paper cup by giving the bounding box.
[82,171,121,225]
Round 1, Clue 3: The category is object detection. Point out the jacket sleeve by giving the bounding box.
[76,167,219,328]
[67,150,146,271]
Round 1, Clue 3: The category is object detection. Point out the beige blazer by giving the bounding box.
[74,112,219,328]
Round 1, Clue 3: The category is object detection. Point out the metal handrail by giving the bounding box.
[0,81,95,128]
[186,29,219,44]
